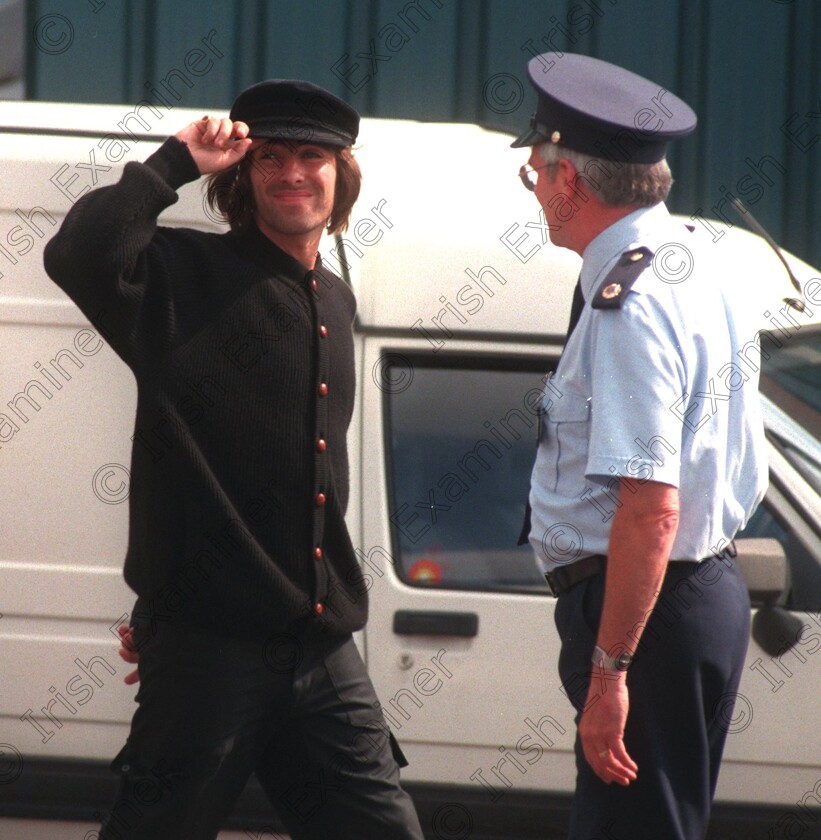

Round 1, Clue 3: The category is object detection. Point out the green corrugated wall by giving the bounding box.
[24,0,821,269]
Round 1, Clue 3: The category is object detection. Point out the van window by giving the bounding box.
[384,356,551,592]
[383,355,820,604]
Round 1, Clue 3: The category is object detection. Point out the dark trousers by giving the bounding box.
[98,619,423,840]
[554,556,751,840]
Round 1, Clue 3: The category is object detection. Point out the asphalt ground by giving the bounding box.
[0,820,278,839]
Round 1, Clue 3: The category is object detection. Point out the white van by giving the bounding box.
[0,101,819,838]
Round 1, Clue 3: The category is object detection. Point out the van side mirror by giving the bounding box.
[735,538,810,658]
[734,537,787,606]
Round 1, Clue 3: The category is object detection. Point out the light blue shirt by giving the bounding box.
[529,203,768,571]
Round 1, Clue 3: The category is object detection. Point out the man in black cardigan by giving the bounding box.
[44,80,423,840]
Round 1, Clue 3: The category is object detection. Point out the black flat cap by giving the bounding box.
[511,53,696,163]
[230,79,359,147]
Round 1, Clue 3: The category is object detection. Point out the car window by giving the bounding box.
[736,486,821,611]
[753,325,821,606]
[385,357,551,592]
[759,324,820,438]
[765,428,821,496]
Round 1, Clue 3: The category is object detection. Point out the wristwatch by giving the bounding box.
[592,645,633,672]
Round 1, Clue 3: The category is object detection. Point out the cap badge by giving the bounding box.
[550,130,561,144]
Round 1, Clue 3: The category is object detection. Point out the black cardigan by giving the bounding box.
[44,137,367,639]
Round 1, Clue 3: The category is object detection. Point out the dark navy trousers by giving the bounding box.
[554,556,751,840]
[98,618,423,840]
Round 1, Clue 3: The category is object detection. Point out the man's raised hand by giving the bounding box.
[175,117,255,175]
[117,623,140,686]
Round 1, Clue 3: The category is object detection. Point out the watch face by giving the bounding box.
[616,652,633,671]
[592,646,633,671]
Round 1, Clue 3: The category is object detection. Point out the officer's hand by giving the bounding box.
[175,117,255,175]
[578,673,638,786]
[117,623,141,686]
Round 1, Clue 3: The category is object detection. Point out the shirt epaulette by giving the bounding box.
[591,246,654,310]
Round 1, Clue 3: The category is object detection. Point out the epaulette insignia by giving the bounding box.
[591,246,654,310]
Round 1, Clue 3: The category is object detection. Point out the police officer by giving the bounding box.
[45,80,423,840]
[513,54,767,839]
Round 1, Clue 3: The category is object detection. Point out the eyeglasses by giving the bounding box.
[518,162,556,191]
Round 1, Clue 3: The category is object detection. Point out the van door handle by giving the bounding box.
[393,610,479,637]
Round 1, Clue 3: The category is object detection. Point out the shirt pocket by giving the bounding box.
[543,392,591,496]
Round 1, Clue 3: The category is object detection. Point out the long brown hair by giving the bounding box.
[204,145,362,234]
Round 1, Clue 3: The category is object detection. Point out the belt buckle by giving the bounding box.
[544,571,559,597]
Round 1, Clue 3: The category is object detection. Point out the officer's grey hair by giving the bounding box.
[538,142,673,207]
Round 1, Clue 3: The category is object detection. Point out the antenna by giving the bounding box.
[728,196,805,313]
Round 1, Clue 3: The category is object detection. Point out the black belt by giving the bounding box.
[545,554,606,597]
[544,550,728,597]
